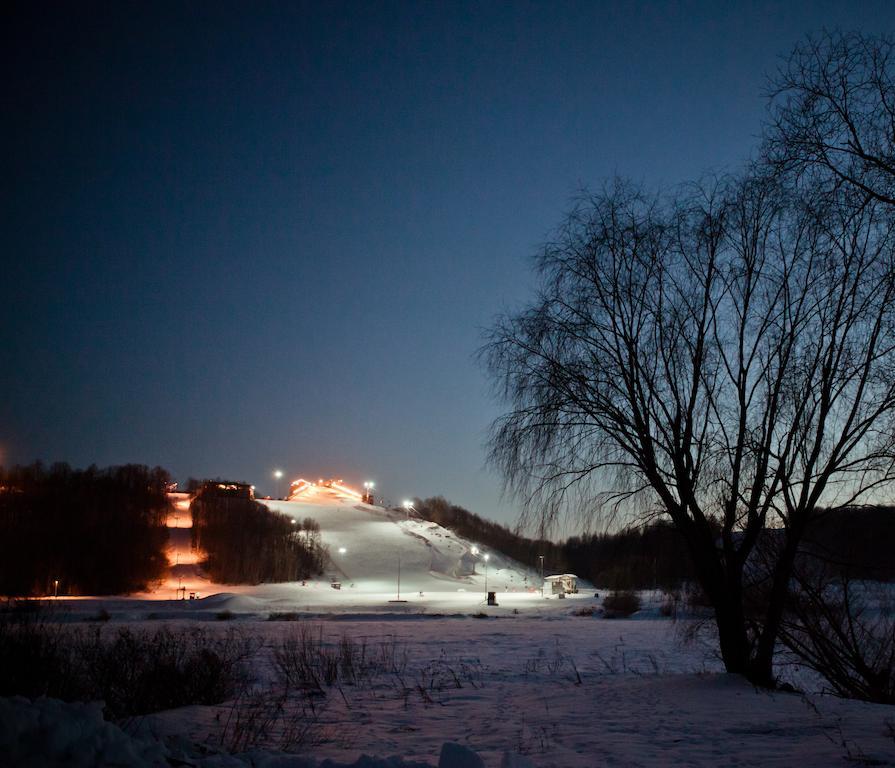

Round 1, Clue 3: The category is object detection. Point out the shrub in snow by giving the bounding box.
[602,590,641,618]
[0,617,256,719]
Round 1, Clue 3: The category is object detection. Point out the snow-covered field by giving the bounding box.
[6,611,895,767]
[5,488,895,767]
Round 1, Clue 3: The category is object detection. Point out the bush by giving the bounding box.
[602,590,641,618]
[659,592,679,618]
[0,615,257,719]
[778,572,895,704]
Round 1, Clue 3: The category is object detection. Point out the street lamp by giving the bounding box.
[363,481,375,504]
[402,500,414,519]
[538,555,545,597]
[484,553,490,598]
[338,546,347,555]
[273,469,284,499]
[53,579,59,599]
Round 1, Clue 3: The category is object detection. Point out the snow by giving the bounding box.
[0,696,526,767]
[155,486,543,609]
[19,614,878,767]
[12,487,895,766]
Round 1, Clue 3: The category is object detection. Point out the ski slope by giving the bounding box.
[152,484,555,614]
[264,483,537,597]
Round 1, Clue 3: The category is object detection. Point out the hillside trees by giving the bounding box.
[0,463,170,596]
[190,487,326,584]
[413,496,564,574]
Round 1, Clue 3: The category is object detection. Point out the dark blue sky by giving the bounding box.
[4,2,892,525]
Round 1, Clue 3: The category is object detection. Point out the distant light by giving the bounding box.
[273,470,284,479]
[403,500,413,509]
[471,547,479,556]
[338,547,347,555]
[484,554,490,562]
[290,519,296,524]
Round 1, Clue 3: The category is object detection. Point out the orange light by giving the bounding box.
[288,478,313,499]
[330,481,362,499]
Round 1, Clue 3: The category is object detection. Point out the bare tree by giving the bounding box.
[482,171,895,686]
[766,31,895,205]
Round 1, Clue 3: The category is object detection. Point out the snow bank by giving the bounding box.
[0,697,532,768]
[0,696,169,768]
[199,593,271,612]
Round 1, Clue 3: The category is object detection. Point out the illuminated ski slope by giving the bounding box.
[264,484,536,596]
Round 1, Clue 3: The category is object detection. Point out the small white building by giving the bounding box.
[544,574,578,595]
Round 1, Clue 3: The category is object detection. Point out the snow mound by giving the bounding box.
[0,697,532,768]
[198,593,270,612]
[0,696,168,768]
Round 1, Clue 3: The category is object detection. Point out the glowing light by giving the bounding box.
[273,470,284,479]
[471,547,479,555]
[402,500,413,509]
[287,477,364,501]
[338,547,347,554]
[330,481,363,500]
[484,554,490,562]
[288,478,313,499]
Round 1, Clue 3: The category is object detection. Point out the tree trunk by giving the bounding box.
[714,597,754,677]
[686,533,760,682]
[750,532,801,687]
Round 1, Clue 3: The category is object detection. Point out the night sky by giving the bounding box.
[4,2,893,525]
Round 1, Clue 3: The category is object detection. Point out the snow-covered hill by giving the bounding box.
[264,484,538,596]
[156,484,549,613]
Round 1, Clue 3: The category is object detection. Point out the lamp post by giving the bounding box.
[539,555,545,597]
[363,481,375,504]
[53,579,59,599]
[402,499,414,520]
[273,469,284,499]
[484,553,490,598]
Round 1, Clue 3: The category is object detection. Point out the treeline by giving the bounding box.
[414,496,694,589]
[563,521,698,589]
[414,496,895,589]
[0,463,170,596]
[191,485,326,584]
[801,506,895,581]
[411,496,564,575]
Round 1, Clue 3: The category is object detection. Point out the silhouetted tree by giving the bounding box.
[767,31,895,206]
[483,165,895,687]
